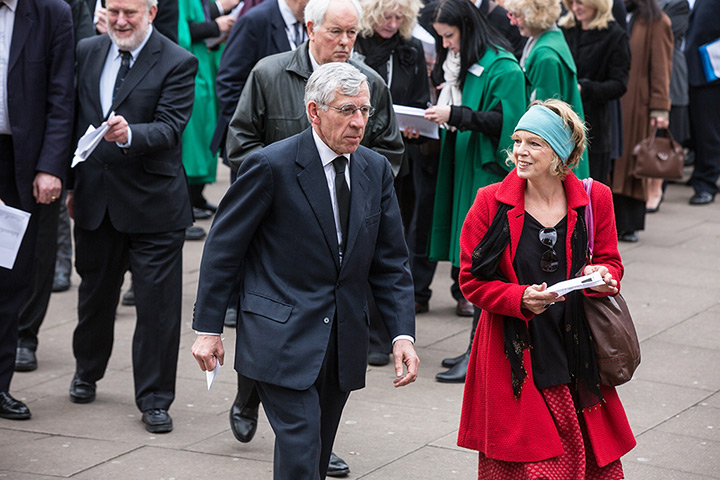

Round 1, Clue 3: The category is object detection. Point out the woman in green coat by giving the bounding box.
[424,0,527,383]
[504,0,590,179]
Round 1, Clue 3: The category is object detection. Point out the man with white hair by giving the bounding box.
[66,0,198,433]
[192,62,418,480]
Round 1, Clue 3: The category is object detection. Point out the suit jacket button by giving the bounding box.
[323,317,330,324]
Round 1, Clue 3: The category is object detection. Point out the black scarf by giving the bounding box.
[470,202,603,410]
[355,34,418,83]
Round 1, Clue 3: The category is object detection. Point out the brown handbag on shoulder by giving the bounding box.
[582,179,641,387]
[631,126,685,180]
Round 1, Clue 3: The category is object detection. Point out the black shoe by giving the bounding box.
[368,352,390,366]
[52,272,71,292]
[69,375,96,404]
[414,301,429,314]
[142,408,173,433]
[199,201,218,213]
[618,231,639,243]
[441,352,467,369]
[455,298,474,317]
[229,391,258,443]
[646,194,663,213]
[327,452,350,477]
[0,392,31,420]
[185,225,207,241]
[224,306,238,328]
[121,287,135,306]
[192,207,213,220]
[689,191,714,205]
[15,347,37,372]
[436,352,469,383]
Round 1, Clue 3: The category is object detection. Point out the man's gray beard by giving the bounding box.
[108,23,149,51]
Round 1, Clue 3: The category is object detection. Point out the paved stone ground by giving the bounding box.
[1,169,719,479]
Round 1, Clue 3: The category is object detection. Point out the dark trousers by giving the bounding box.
[55,189,73,277]
[73,214,185,411]
[256,322,349,480]
[0,135,38,391]
[689,84,720,196]
[17,198,61,350]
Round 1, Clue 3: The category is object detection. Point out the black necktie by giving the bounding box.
[293,21,304,45]
[113,50,132,102]
[332,156,350,252]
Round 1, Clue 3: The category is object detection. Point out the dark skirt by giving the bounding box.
[613,193,646,233]
[669,105,691,146]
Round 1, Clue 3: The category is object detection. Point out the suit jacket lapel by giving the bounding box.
[8,0,31,73]
[295,129,342,269]
[270,0,292,52]
[90,38,112,121]
[109,30,160,113]
[342,151,369,260]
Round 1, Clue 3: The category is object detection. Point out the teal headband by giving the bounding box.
[514,105,574,164]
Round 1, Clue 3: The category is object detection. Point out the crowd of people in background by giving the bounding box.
[1,0,719,477]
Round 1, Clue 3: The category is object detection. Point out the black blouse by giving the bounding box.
[513,213,572,389]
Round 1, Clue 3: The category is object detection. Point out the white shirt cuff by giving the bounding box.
[195,331,221,335]
[116,126,132,148]
[392,334,415,344]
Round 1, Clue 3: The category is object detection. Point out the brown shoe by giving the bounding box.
[455,298,474,317]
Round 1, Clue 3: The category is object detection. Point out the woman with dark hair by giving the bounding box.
[423,0,526,383]
[611,0,672,242]
[560,0,631,185]
[458,99,635,478]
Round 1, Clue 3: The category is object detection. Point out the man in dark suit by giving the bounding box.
[211,0,308,157]
[0,0,75,420]
[192,62,419,480]
[685,0,720,205]
[67,0,198,434]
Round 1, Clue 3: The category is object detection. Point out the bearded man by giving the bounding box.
[66,0,198,433]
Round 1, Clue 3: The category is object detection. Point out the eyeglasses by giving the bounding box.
[323,103,376,117]
[539,227,559,273]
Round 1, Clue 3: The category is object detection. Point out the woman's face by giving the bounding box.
[375,10,404,39]
[570,0,597,28]
[433,22,461,54]
[512,130,557,179]
[507,10,541,37]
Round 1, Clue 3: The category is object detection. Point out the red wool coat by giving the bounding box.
[457,171,636,467]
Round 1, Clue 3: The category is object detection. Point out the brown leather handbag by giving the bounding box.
[582,179,641,387]
[631,126,685,180]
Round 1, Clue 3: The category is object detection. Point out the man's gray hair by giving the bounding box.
[145,0,158,9]
[305,63,368,121]
[304,0,362,32]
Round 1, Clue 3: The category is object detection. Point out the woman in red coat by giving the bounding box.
[457,99,636,479]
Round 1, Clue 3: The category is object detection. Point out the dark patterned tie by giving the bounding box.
[113,50,132,103]
[293,21,305,46]
[332,156,350,253]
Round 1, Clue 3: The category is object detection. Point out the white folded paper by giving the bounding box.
[206,360,221,390]
[393,104,440,140]
[0,204,31,269]
[546,272,605,297]
[72,111,114,168]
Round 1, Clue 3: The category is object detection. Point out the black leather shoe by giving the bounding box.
[121,287,135,306]
[368,352,390,366]
[15,347,37,372]
[52,272,71,292]
[0,392,31,420]
[441,352,467,369]
[618,231,639,243]
[192,207,213,220]
[689,191,714,205]
[185,225,207,241]
[142,408,173,433]
[455,298,474,317]
[224,306,238,328]
[436,352,469,383]
[69,375,96,404]
[229,391,258,443]
[327,452,350,477]
[414,301,429,314]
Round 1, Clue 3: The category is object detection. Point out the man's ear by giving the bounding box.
[307,101,321,125]
[147,5,158,23]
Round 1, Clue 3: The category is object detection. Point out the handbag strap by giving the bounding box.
[582,178,594,257]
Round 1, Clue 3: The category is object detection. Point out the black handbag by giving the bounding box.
[582,179,641,387]
[631,126,685,180]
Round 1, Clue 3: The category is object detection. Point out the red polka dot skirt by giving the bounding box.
[477,384,624,479]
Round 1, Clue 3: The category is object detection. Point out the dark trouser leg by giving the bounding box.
[127,228,185,411]
[689,85,720,196]
[55,189,73,278]
[17,199,60,351]
[73,216,129,384]
[589,151,611,187]
[450,266,463,301]
[613,194,646,233]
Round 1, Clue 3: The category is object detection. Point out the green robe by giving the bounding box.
[428,47,527,267]
[523,28,589,179]
[178,0,222,184]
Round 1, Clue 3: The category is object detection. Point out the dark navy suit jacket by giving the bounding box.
[193,128,416,392]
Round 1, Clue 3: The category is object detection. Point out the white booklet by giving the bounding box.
[546,272,605,297]
[393,104,440,140]
[0,204,31,269]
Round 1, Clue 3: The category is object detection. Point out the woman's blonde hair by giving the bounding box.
[504,0,562,32]
[506,99,587,180]
[359,0,423,39]
[558,0,614,30]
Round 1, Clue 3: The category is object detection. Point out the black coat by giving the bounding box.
[563,22,630,154]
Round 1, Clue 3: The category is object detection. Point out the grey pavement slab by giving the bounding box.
[1,174,719,478]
